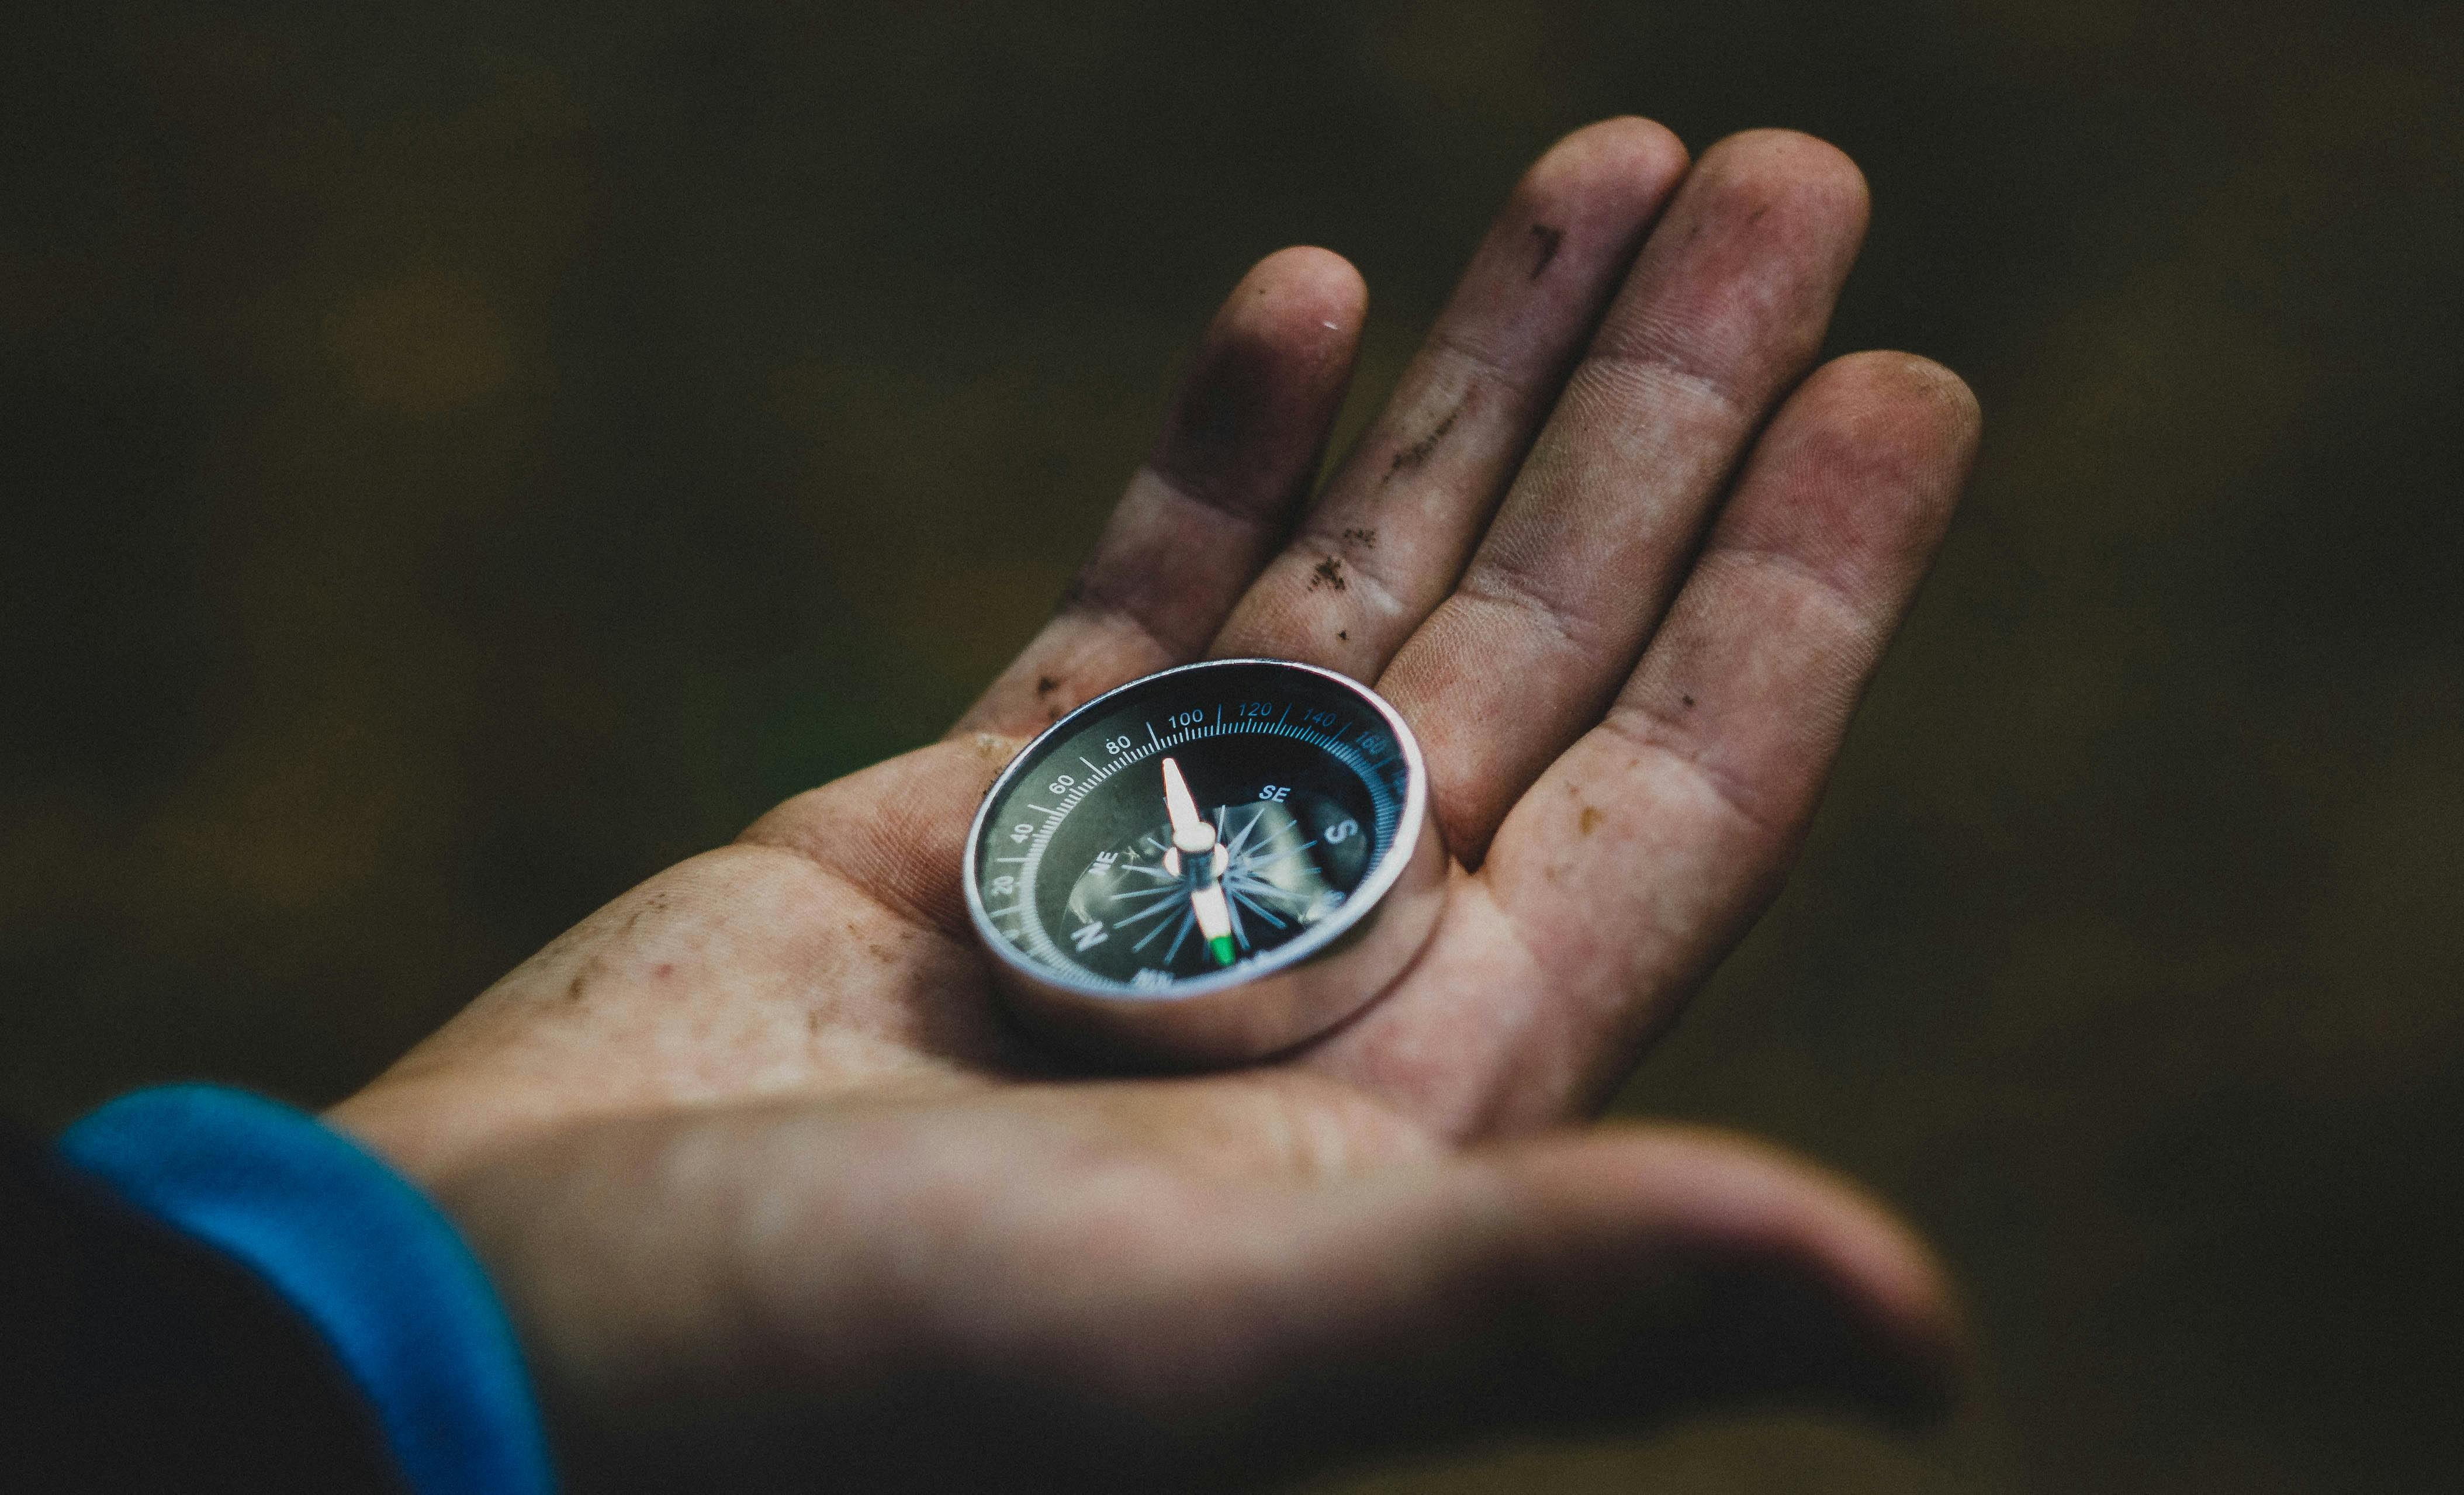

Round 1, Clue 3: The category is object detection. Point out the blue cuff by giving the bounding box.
[58,1084,555,1495]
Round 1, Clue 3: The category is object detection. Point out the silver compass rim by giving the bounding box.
[960,656,1445,1064]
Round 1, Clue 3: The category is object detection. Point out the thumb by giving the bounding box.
[1208,1123,1964,1479]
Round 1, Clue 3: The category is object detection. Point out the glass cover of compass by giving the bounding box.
[963,657,1443,1060]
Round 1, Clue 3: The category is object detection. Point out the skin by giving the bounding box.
[328,118,1984,1492]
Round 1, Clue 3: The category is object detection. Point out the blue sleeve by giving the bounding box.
[55,1085,555,1495]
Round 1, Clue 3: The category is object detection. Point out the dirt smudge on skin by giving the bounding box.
[1342,527,1376,549]
[1385,403,1462,483]
[1529,223,1563,279]
[1337,629,1348,641]
[1035,676,1059,696]
[1579,806,1601,835]
[1681,693,1695,708]
[1311,556,1347,591]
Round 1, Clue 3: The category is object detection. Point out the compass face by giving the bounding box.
[965,659,1424,1001]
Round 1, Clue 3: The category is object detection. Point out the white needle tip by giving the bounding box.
[1161,757,1216,854]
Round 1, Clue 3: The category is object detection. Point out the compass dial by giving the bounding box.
[964,660,1432,1040]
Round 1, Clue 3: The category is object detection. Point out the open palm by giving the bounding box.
[331,120,1980,1492]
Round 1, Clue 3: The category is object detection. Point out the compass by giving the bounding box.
[964,657,1445,1064]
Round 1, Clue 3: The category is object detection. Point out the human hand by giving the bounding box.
[331,118,1981,1491]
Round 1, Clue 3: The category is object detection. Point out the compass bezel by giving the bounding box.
[962,657,1446,1065]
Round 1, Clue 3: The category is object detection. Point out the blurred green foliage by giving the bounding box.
[5,2,2462,1491]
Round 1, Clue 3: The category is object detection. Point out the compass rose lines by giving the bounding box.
[1225,884,1289,932]
[1237,839,1318,874]
[1112,889,1188,931]
[1226,868,1307,917]
[1222,807,1264,859]
[1159,906,1196,963]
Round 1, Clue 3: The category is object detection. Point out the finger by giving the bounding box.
[958,248,1365,738]
[1316,352,1979,1136]
[1209,118,1688,678]
[1378,130,1873,865]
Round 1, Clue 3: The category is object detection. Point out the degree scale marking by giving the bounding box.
[991,709,1385,850]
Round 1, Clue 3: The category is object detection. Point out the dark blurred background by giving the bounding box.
[6,2,2461,1490]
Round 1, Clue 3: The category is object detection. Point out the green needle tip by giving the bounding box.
[1209,934,1237,967]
